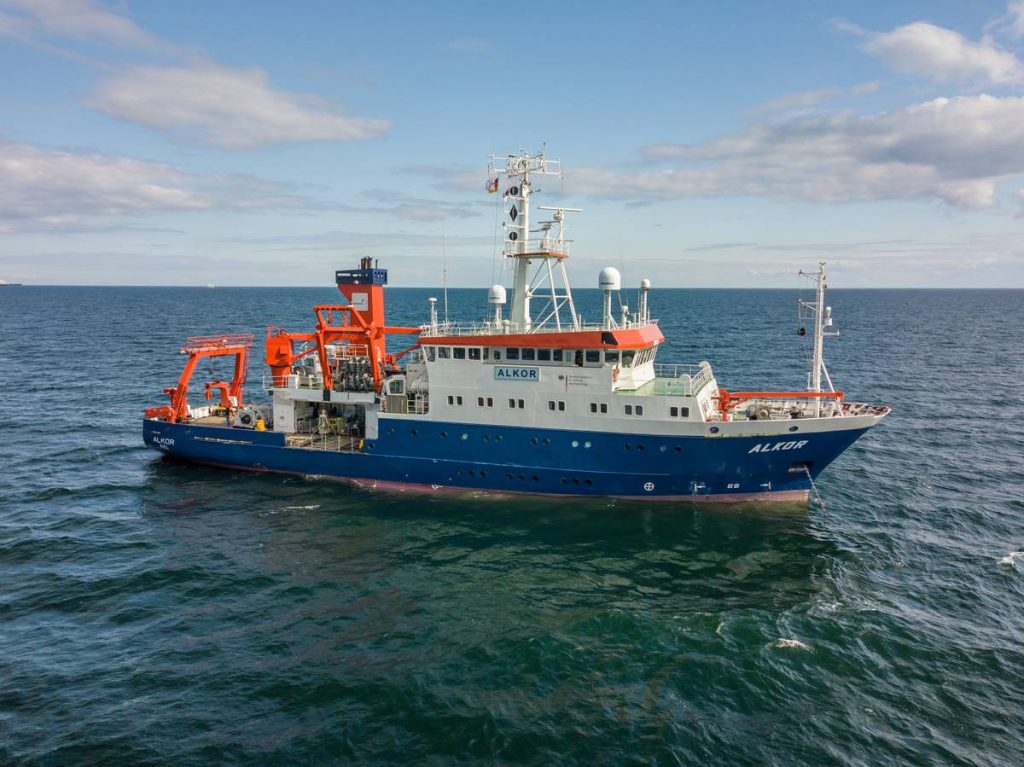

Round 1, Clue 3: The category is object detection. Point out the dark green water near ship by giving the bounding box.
[1,286,1022,765]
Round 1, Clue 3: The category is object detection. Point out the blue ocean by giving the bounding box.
[1,285,1022,765]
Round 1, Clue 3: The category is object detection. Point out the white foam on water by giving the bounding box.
[771,638,812,651]
[998,551,1023,568]
[282,505,321,511]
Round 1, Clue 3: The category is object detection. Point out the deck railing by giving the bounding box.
[419,318,659,338]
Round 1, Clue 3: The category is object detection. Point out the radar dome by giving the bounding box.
[599,267,621,291]
[488,284,507,304]
[640,278,651,289]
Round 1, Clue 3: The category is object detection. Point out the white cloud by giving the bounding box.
[0,0,168,50]
[569,95,1024,209]
[0,142,306,231]
[90,63,390,149]
[863,21,1024,86]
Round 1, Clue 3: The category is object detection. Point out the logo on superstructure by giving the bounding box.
[494,366,539,382]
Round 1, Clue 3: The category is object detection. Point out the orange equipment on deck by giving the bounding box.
[715,388,844,417]
[144,334,253,423]
[265,259,419,392]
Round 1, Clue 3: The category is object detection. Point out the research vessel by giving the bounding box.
[143,150,889,502]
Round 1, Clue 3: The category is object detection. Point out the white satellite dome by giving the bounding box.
[599,267,621,291]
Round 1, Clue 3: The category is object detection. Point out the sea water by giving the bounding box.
[1,286,1022,764]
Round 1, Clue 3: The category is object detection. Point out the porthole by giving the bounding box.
[673,446,682,454]
[468,470,476,477]
[542,438,550,446]
[530,437,538,445]
[507,473,514,480]
[495,435,502,442]
[624,443,631,451]
[584,441,592,449]
[585,479,593,486]
[456,470,463,476]
[482,435,490,442]
[659,445,667,452]
[410,429,418,436]
[789,426,799,432]
[518,474,525,481]
[480,471,487,478]
[461,433,469,440]
[571,440,579,448]
[709,426,720,434]
[532,475,539,482]
[440,431,447,438]
[638,444,645,451]
[572,478,580,485]
[560,477,567,485]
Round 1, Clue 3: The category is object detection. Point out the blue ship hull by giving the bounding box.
[143,418,869,502]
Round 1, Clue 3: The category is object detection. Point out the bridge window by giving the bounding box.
[426,346,436,361]
[625,405,633,415]
[558,401,565,411]
[521,348,535,361]
[506,348,520,360]
[493,350,501,361]
[537,349,551,362]
[468,347,481,360]
[605,351,620,364]
[622,350,635,366]
[457,396,463,405]
[453,347,466,360]
[552,350,564,362]
[585,350,600,364]
[438,347,450,359]
[636,405,644,415]
[482,348,490,360]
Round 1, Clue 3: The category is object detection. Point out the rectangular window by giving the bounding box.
[426,346,436,362]
[558,401,565,411]
[493,350,501,361]
[552,349,563,362]
[457,396,463,405]
[487,397,494,407]
[438,347,450,359]
[625,404,633,415]
[521,348,535,361]
[590,403,597,413]
[585,350,600,363]
[679,406,689,417]
[506,348,520,360]
[468,347,481,360]
[478,397,485,407]
[600,403,608,414]
[605,351,620,364]
[483,348,490,360]
[636,405,643,416]
[548,400,556,411]
[670,406,678,417]
[517,399,525,409]
[509,398,516,408]
[537,349,551,361]
[622,350,635,367]
[447,395,454,405]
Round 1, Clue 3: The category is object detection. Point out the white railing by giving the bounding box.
[419,318,659,338]
[263,373,322,390]
[503,239,571,257]
[651,362,715,396]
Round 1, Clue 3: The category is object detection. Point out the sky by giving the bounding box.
[2,0,1024,288]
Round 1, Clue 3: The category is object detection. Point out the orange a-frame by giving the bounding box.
[144,334,253,424]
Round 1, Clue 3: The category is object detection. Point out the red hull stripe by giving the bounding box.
[421,324,664,350]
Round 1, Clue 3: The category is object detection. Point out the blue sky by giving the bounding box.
[2,0,1024,287]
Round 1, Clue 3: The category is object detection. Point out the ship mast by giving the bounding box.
[798,262,839,416]
[489,149,579,332]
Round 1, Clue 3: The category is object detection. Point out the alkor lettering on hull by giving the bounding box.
[495,367,539,382]
[748,440,808,453]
